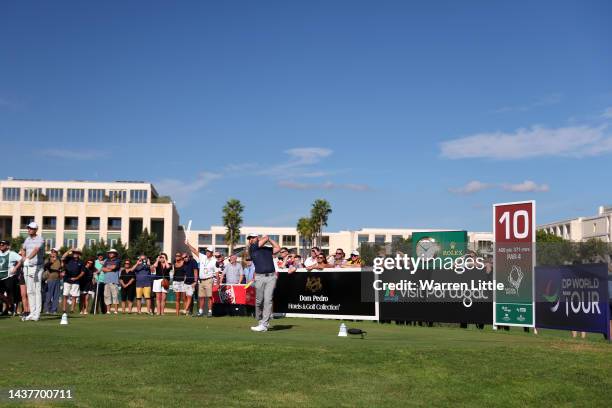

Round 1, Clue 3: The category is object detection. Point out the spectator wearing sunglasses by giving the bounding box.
[306,253,332,271]
[345,250,363,267]
[329,249,348,268]
[303,247,320,268]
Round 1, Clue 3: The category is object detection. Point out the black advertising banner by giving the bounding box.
[377,268,493,324]
[535,263,610,338]
[274,269,377,320]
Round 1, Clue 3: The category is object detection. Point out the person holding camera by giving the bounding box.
[132,255,153,315]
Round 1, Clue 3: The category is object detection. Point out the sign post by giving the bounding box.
[493,200,535,327]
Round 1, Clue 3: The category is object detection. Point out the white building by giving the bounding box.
[538,205,612,242]
[0,178,180,255]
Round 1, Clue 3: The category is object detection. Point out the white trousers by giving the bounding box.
[25,264,43,319]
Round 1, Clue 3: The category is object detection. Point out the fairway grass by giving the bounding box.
[1,315,611,407]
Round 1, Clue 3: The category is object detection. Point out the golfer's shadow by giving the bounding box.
[269,325,295,331]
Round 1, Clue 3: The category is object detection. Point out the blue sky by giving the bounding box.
[1,1,611,231]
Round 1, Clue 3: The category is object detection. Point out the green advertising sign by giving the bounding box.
[412,231,467,260]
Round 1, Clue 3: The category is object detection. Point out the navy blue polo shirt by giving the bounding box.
[63,258,84,283]
[249,243,275,274]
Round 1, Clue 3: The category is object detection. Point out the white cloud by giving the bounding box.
[440,124,612,159]
[39,149,106,160]
[448,180,492,194]
[602,107,612,119]
[493,93,563,113]
[501,180,549,192]
[450,180,549,194]
[278,180,371,192]
[285,147,332,164]
[155,172,221,205]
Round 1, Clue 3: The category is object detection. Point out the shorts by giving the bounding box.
[121,285,135,302]
[17,272,25,286]
[136,286,151,299]
[152,279,168,294]
[198,278,213,297]
[80,281,92,293]
[172,281,185,293]
[184,283,194,297]
[104,283,119,305]
[63,282,80,298]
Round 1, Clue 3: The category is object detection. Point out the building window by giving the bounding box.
[321,236,330,247]
[269,235,280,243]
[215,234,226,245]
[198,234,213,246]
[151,219,164,248]
[283,235,297,246]
[24,188,43,201]
[357,234,369,245]
[239,235,246,245]
[391,235,403,243]
[20,216,35,229]
[109,190,126,203]
[2,187,20,201]
[86,217,100,230]
[43,216,57,230]
[88,238,97,247]
[130,189,148,203]
[108,218,122,231]
[44,238,55,251]
[374,235,386,244]
[67,189,84,202]
[64,217,79,230]
[64,238,77,249]
[46,188,63,202]
[88,189,105,202]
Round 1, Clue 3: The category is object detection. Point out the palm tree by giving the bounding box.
[223,199,244,254]
[310,199,332,248]
[296,217,315,255]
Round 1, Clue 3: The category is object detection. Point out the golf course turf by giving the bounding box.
[1,314,611,407]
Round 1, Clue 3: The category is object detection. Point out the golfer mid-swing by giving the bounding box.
[248,233,280,332]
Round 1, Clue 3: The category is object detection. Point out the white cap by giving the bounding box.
[108,248,118,254]
[51,247,60,252]
[350,250,360,256]
[246,232,259,239]
[26,221,39,229]
[205,246,214,252]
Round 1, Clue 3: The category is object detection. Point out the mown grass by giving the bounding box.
[1,315,611,407]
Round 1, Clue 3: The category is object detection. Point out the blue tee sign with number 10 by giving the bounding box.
[493,200,535,327]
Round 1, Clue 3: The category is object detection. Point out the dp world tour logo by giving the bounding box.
[506,265,524,296]
[542,280,561,312]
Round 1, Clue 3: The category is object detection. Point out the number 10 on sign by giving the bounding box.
[493,200,536,327]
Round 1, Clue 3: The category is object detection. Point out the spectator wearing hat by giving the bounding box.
[345,250,363,267]
[248,233,281,332]
[22,222,45,321]
[43,248,62,314]
[185,241,216,317]
[102,249,121,314]
[0,239,23,316]
[61,249,84,314]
